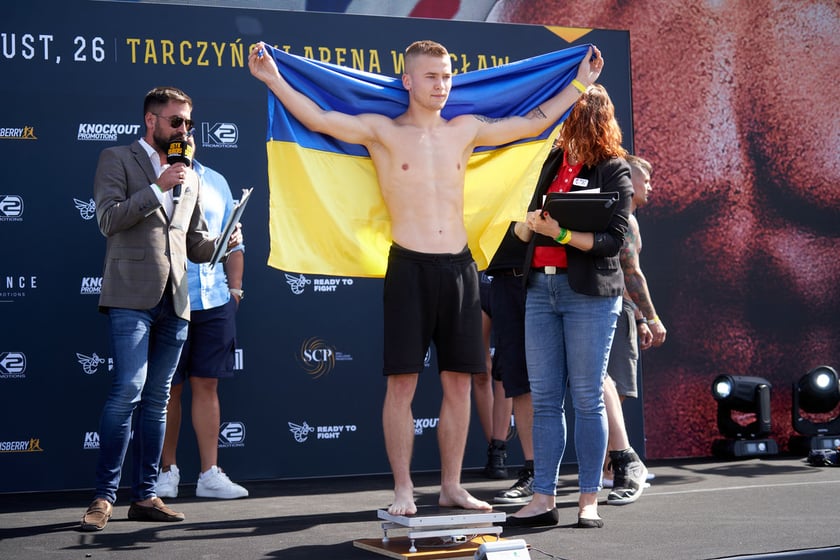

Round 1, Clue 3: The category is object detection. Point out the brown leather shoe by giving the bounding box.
[80,498,112,531]
[127,497,185,522]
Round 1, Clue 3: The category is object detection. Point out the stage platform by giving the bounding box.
[1,456,838,560]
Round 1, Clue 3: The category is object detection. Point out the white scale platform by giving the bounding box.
[376,506,505,554]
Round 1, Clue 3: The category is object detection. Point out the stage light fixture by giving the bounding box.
[710,375,779,458]
[790,365,840,454]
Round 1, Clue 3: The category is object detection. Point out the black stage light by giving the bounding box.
[790,365,840,454]
[711,375,779,458]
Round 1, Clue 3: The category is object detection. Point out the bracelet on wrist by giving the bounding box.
[636,317,648,325]
[572,79,588,93]
[554,228,572,245]
[649,315,660,325]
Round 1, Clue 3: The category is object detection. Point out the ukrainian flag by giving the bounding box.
[263,44,590,277]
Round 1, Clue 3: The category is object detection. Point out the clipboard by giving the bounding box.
[544,191,619,232]
[210,188,253,268]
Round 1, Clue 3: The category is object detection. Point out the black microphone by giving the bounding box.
[166,135,194,203]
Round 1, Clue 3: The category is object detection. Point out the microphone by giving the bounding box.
[166,135,194,203]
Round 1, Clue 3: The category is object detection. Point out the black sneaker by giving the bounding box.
[494,468,534,504]
[483,439,508,479]
[607,448,648,505]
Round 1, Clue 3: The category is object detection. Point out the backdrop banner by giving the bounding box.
[1,0,633,493]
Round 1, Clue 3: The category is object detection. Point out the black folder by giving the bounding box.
[544,191,619,232]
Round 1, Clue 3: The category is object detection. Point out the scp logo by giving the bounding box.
[0,352,26,376]
[298,337,335,379]
[201,122,238,148]
[218,421,245,447]
[0,195,23,219]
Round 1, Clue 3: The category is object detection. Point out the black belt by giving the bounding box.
[489,268,523,277]
[532,266,567,275]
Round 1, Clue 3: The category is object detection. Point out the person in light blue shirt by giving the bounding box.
[157,158,249,500]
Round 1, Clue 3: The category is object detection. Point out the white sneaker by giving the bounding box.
[156,465,180,498]
[196,466,249,499]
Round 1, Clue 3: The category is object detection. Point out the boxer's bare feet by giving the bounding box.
[387,485,417,516]
[439,485,492,511]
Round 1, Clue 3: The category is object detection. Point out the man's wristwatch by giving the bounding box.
[229,288,244,300]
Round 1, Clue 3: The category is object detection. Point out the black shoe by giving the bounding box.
[607,448,648,505]
[503,508,560,528]
[483,439,508,479]
[494,468,534,504]
[576,516,604,529]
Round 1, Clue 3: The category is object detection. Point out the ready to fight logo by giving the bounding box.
[288,421,356,443]
[74,198,96,220]
[288,421,315,443]
[76,352,109,375]
[285,273,354,294]
[285,273,311,295]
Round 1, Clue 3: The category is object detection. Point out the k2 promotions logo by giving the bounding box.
[0,351,27,379]
[0,194,23,221]
[74,198,96,220]
[218,421,246,448]
[201,122,238,149]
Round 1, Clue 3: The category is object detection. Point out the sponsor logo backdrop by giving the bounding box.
[0,0,634,492]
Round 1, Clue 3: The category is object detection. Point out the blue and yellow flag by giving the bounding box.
[263,44,590,277]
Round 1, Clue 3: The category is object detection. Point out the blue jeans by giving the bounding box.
[525,272,620,495]
[94,293,188,503]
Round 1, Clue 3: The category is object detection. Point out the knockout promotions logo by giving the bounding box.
[77,123,141,142]
[83,432,100,450]
[201,122,239,149]
[0,194,24,221]
[80,277,102,295]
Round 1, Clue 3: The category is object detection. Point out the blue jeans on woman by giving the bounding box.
[525,272,621,496]
[94,293,188,504]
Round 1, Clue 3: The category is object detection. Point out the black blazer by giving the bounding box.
[523,148,633,297]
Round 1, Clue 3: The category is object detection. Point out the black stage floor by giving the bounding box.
[2,456,839,560]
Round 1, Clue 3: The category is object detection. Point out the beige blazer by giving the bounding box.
[94,140,217,320]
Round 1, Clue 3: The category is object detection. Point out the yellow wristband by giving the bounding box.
[572,79,588,93]
[554,228,572,245]
[649,315,660,325]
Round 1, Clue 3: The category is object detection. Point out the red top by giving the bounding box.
[532,152,583,269]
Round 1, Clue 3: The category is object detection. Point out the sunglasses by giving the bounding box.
[152,113,194,130]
